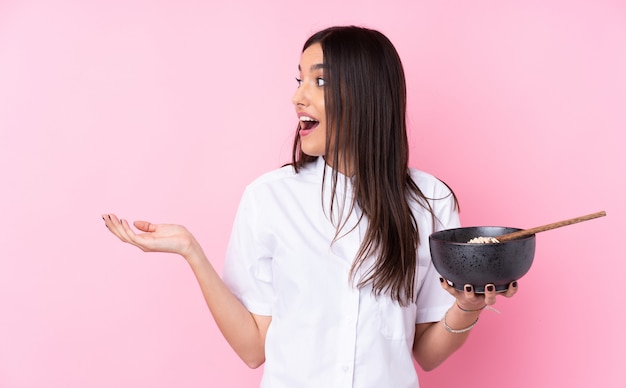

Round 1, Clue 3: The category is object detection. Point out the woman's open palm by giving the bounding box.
[102,213,197,257]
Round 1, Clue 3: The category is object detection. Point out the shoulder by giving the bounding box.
[234,160,323,224]
[408,168,454,197]
[408,168,460,230]
[247,165,298,188]
[243,160,321,195]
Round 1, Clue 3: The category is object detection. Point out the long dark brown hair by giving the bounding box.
[291,26,455,306]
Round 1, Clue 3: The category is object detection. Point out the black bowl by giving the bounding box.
[429,226,536,293]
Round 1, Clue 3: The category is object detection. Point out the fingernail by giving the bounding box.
[512,281,518,288]
[486,285,494,292]
[465,285,472,292]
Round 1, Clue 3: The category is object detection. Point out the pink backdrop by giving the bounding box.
[1,0,624,387]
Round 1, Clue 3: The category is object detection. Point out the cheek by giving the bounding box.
[317,122,327,143]
[313,91,325,111]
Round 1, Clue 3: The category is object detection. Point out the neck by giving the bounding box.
[324,154,354,177]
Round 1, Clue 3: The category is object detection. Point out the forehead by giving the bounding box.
[299,43,324,72]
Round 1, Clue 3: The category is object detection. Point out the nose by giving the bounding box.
[292,84,308,107]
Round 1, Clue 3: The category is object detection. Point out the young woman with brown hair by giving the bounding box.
[103,25,517,388]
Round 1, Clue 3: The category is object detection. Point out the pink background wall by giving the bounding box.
[1,0,624,387]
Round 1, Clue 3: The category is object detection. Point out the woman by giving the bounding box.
[103,25,517,387]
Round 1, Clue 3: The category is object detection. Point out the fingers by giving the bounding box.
[462,283,486,308]
[438,278,482,302]
[502,281,519,298]
[119,218,139,240]
[464,283,476,298]
[440,279,485,311]
[483,284,497,305]
[102,214,122,237]
[439,277,453,292]
[102,214,139,245]
[477,283,517,305]
[440,277,519,311]
[134,220,156,233]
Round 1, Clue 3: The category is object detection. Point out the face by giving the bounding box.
[292,43,326,157]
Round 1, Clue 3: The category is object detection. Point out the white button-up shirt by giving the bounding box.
[223,158,459,388]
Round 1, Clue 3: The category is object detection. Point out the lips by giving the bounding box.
[298,114,319,135]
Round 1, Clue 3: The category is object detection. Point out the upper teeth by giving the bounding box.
[300,116,317,122]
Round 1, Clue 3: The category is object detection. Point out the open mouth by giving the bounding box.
[299,116,320,131]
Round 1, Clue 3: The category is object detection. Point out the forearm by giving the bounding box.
[413,305,482,371]
[183,243,269,368]
[101,215,268,366]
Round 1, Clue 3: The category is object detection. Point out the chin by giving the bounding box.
[300,144,325,157]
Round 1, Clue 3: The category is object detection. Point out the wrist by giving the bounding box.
[181,238,206,264]
[456,301,487,313]
[443,308,479,334]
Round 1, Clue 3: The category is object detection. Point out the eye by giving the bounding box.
[316,77,325,86]
[295,77,303,87]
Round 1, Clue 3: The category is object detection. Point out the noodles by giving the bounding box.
[467,236,500,244]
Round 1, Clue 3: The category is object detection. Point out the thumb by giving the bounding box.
[133,220,157,233]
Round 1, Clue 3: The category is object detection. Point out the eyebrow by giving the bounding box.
[298,63,326,71]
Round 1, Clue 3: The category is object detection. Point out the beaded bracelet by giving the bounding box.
[456,301,487,313]
[443,309,479,334]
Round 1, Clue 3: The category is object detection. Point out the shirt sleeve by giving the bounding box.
[222,187,274,316]
[415,180,460,324]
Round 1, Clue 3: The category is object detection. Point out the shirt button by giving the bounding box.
[342,365,349,372]
[346,315,353,323]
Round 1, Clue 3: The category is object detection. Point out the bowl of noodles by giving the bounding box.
[429,226,536,293]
